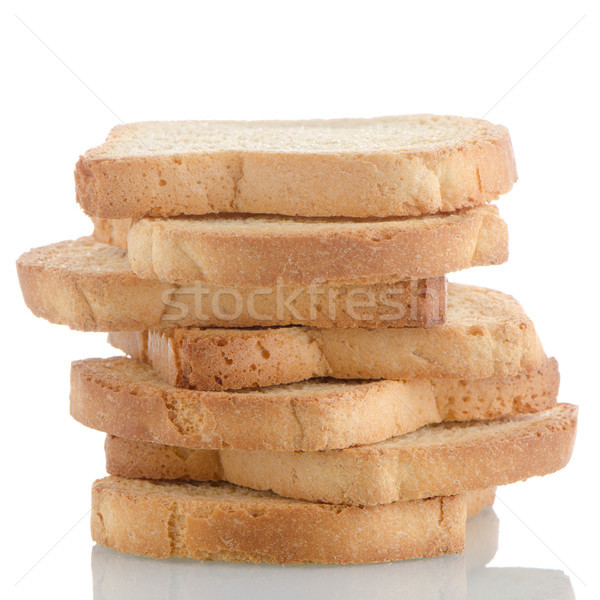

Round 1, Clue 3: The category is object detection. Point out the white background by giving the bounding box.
[1,1,599,598]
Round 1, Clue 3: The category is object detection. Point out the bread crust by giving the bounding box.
[125,205,508,286]
[91,477,494,563]
[109,284,546,390]
[76,115,516,219]
[17,237,446,330]
[105,404,577,505]
[71,356,559,451]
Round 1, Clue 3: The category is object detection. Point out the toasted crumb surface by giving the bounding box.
[88,116,509,154]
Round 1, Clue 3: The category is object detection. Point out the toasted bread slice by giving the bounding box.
[105,403,577,505]
[17,237,445,330]
[71,356,558,451]
[125,205,507,286]
[76,115,516,219]
[91,476,494,564]
[109,284,545,390]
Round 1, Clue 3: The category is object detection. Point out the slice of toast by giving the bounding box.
[109,284,546,390]
[76,115,516,219]
[105,403,577,505]
[91,476,494,564]
[17,237,445,330]
[125,205,507,286]
[71,356,559,451]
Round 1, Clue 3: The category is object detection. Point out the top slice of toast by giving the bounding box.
[75,115,516,219]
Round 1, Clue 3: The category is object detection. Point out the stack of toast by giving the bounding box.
[17,116,577,564]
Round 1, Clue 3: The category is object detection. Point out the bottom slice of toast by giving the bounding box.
[91,477,494,564]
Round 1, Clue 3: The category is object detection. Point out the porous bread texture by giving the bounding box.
[109,284,546,390]
[105,403,577,506]
[71,356,559,451]
[16,237,445,330]
[91,476,494,564]
[126,205,508,286]
[91,217,130,249]
[76,115,516,219]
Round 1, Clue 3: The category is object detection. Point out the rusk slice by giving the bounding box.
[109,284,545,390]
[105,403,577,505]
[75,115,516,219]
[91,476,494,564]
[71,356,559,451]
[16,237,445,330]
[127,205,507,286]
